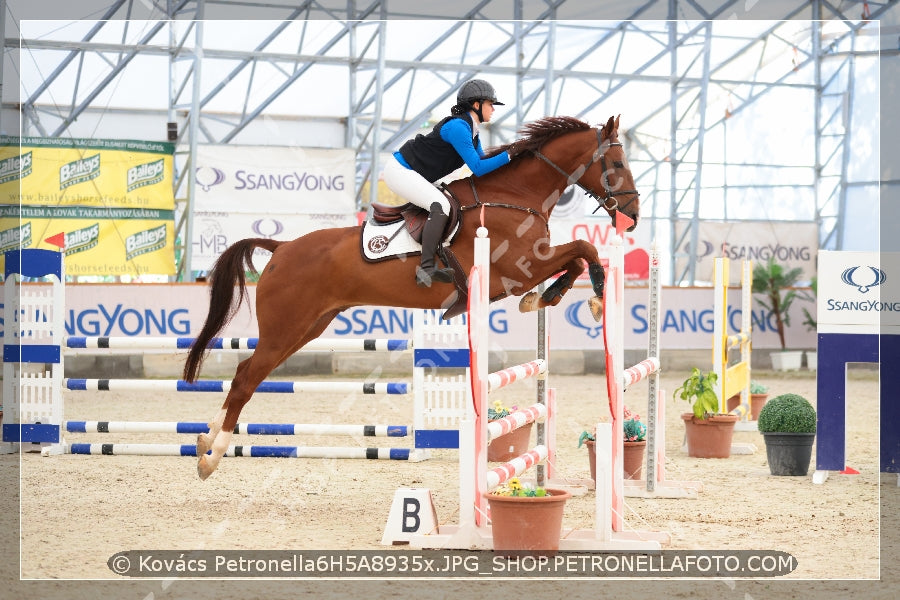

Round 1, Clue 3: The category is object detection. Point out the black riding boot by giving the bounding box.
[416,203,455,287]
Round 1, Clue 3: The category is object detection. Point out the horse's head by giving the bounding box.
[494,115,640,232]
[585,115,640,232]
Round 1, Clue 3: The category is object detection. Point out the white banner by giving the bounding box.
[5,282,815,351]
[674,220,818,284]
[190,212,357,271]
[189,144,358,272]
[194,145,355,214]
[818,250,900,331]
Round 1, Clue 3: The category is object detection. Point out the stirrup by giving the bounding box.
[416,265,455,287]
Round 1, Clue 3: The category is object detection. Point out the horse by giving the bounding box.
[184,114,640,480]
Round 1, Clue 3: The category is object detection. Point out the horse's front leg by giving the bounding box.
[517,240,604,319]
[518,257,584,312]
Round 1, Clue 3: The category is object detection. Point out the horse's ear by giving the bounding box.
[614,114,621,130]
[604,115,616,137]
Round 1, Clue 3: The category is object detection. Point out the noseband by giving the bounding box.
[532,128,639,215]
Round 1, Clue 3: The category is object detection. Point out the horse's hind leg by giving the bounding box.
[197,358,251,457]
[196,352,273,480]
[196,309,342,480]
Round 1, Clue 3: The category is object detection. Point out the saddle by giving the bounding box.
[363,187,469,319]
[370,191,462,244]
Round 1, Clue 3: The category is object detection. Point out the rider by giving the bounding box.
[384,79,515,287]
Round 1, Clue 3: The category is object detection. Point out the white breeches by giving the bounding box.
[383,156,451,215]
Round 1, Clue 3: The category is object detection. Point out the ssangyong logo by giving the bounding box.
[126,224,167,261]
[0,221,31,251]
[841,266,886,294]
[65,223,101,256]
[251,219,284,239]
[60,154,101,189]
[127,158,165,192]
[0,151,32,184]
[196,166,226,192]
[564,301,603,339]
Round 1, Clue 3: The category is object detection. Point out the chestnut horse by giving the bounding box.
[184,115,639,479]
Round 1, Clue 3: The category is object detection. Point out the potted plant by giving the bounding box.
[728,380,770,421]
[801,276,818,370]
[484,477,571,553]
[752,257,812,371]
[487,400,532,462]
[757,393,816,476]
[673,368,738,458]
[622,409,647,479]
[749,381,770,421]
[578,406,647,484]
[578,407,647,481]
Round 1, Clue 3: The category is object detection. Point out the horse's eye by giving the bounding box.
[613,160,624,168]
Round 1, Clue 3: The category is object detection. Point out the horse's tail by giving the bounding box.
[183,238,282,382]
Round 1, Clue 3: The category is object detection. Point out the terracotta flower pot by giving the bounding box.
[750,393,769,421]
[726,393,769,421]
[681,412,739,458]
[584,439,645,481]
[488,421,533,462]
[623,440,646,480]
[484,488,571,553]
[586,439,596,482]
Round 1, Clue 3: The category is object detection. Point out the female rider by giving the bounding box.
[384,79,516,287]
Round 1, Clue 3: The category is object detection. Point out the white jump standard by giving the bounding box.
[604,240,702,500]
[405,228,665,551]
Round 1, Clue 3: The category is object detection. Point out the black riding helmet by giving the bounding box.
[455,79,504,122]
[457,79,505,106]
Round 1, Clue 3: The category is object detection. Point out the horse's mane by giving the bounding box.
[486,116,592,158]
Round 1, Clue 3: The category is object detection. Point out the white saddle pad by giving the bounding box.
[361,220,421,261]
[361,218,458,262]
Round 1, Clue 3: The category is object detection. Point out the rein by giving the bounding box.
[532,128,639,215]
[459,179,550,233]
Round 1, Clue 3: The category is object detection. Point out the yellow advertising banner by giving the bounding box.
[0,136,176,277]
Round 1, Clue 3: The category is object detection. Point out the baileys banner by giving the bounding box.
[0,136,176,277]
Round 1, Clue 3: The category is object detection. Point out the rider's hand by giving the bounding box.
[507,141,526,159]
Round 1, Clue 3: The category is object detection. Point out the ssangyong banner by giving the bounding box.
[0,136,176,276]
[4,282,815,351]
[191,144,357,272]
[817,250,900,331]
[673,220,818,284]
[193,145,355,214]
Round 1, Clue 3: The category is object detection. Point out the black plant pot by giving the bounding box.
[762,432,815,476]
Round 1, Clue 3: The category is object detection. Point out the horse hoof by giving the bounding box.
[519,292,540,313]
[588,296,603,322]
[196,434,211,456]
[197,456,214,480]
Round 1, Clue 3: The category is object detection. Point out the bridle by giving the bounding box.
[532,127,640,215]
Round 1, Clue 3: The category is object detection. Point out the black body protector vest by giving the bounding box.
[398,113,478,183]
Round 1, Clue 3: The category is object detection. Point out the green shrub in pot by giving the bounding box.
[757,393,816,433]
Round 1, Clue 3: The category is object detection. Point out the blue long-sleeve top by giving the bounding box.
[395,113,510,182]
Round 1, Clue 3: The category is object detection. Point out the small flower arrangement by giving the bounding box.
[623,407,647,442]
[750,381,769,395]
[488,399,517,421]
[489,477,553,497]
[577,407,646,447]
